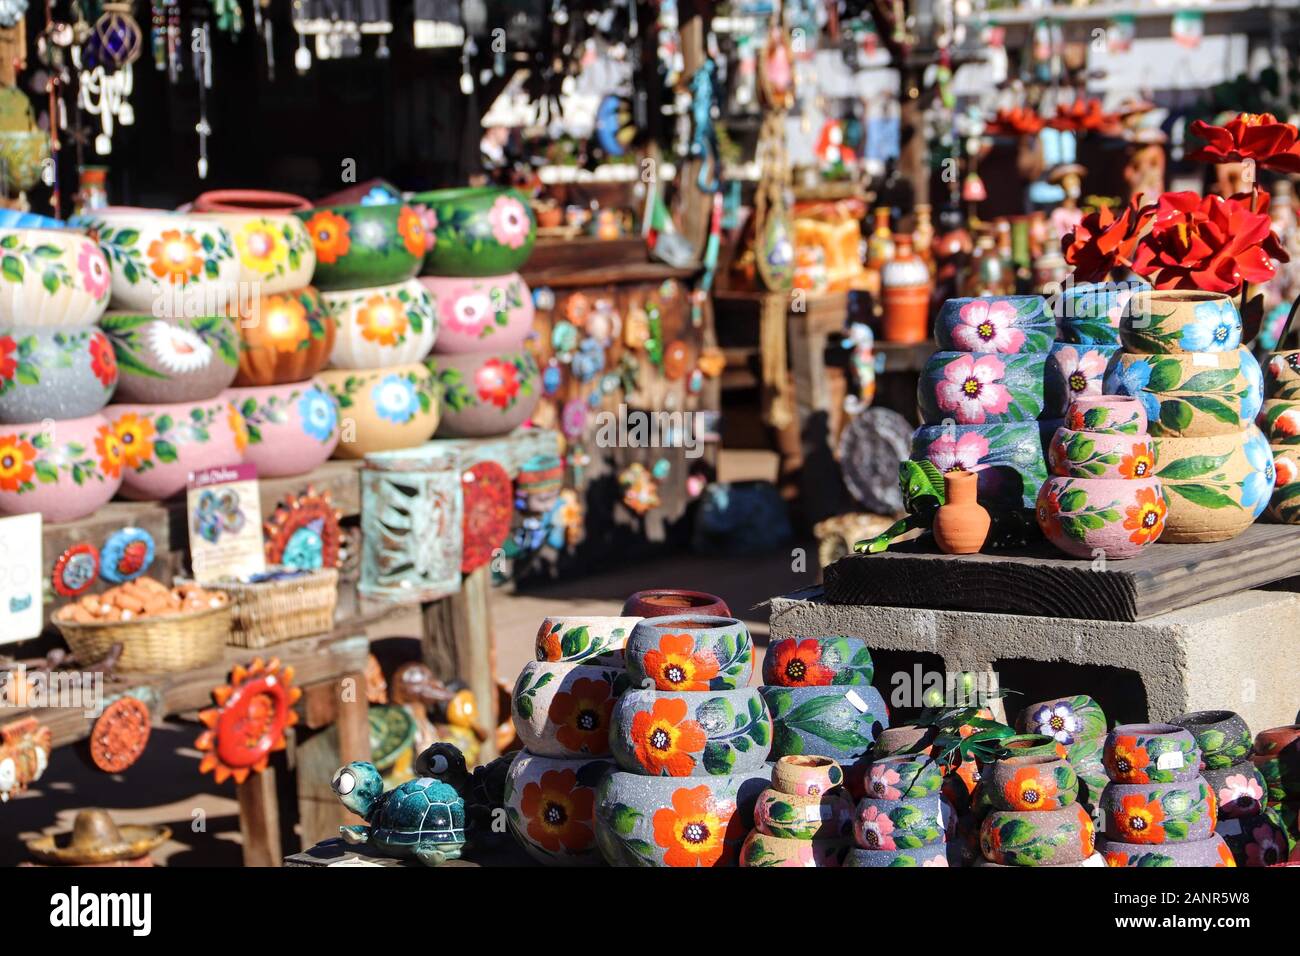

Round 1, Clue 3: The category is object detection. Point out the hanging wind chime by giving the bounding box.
[76,0,141,156]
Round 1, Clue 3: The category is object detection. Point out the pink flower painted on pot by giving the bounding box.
[418,206,438,252]
[1245,822,1285,866]
[866,766,903,799]
[489,196,531,250]
[922,855,949,867]
[856,805,896,849]
[442,292,494,337]
[951,299,1026,353]
[1219,774,1264,813]
[1055,346,1109,399]
[935,354,1012,424]
[926,431,991,474]
[78,242,111,300]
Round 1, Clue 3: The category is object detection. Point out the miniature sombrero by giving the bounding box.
[26,808,170,865]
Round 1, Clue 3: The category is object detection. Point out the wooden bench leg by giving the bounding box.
[421,564,499,763]
[238,769,283,867]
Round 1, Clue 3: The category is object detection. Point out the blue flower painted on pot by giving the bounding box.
[1105,357,1160,423]
[1241,429,1277,518]
[372,374,418,424]
[1180,300,1241,352]
[1239,349,1264,423]
[299,386,339,442]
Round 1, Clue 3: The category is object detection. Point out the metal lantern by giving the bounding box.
[83,2,143,73]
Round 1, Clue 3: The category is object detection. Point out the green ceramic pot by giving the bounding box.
[980,804,1095,865]
[1100,778,1215,844]
[739,831,847,867]
[843,845,948,867]
[850,752,945,801]
[761,684,887,763]
[1171,710,1253,770]
[754,786,854,841]
[1103,723,1200,784]
[409,186,536,277]
[1097,834,1234,867]
[1018,695,1107,745]
[609,687,772,777]
[855,795,945,850]
[760,635,874,687]
[984,754,1080,812]
[296,203,427,290]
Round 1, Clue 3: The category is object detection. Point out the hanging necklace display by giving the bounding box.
[149,0,180,80]
[75,48,133,156]
[191,12,211,177]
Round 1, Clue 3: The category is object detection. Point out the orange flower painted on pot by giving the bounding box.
[631,697,707,776]
[1003,766,1057,811]
[305,211,351,264]
[519,768,594,853]
[1119,443,1155,480]
[262,294,311,352]
[642,633,719,691]
[1104,850,1130,867]
[1077,804,1095,858]
[652,784,735,867]
[148,230,204,284]
[0,434,36,491]
[235,220,287,274]
[95,425,125,479]
[1205,785,1218,829]
[89,332,117,387]
[1215,841,1236,867]
[228,404,249,453]
[397,206,428,258]
[356,295,409,346]
[112,414,156,469]
[768,638,833,686]
[1123,487,1166,546]
[546,677,613,754]
[1114,793,1166,844]
[1105,736,1151,782]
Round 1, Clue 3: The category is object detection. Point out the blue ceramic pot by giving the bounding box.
[842,844,948,867]
[1044,341,1119,418]
[625,615,754,692]
[1054,280,1147,347]
[761,684,888,763]
[760,635,874,687]
[934,295,1054,354]
[911,422,1048,509]
[917,350,1047,426]
[609,687,772,777]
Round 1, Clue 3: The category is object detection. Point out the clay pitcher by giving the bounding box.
[933,470,990,554]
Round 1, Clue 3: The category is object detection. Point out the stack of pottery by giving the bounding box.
[297,200,440,459]
[1036,395,1167,559]
[0,225,120,522]
[1261,350,1300,523]
[739,755,854,866]
[412,187,541,439]
[912,295,1053,513]
[1045,280,1146,430]
[1095,723,1233,867]
[595,614,773,867]
[1106,290,1272,543]
[845,750,950,867]
[503,615,635,865]
[976,751,1097,867]
[1251,725,1300,848]
[1017,695,1110,815]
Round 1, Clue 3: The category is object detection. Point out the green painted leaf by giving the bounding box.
[703,740,736,775]
[1159,399,1194,432]
[1167,483,1238,510]
[1158,454,1230,480]
[1184,394,1240,425]
[1180,368,1239,392]
[1148,359,1183,392]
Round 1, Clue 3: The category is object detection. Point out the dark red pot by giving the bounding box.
[192,189,313,213]
[622,589,731,618]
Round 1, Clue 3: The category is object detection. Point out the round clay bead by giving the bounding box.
[739,831,846,867]
[1097,834,1235,868]
[1100,778,1215,844]
[1171,710,1253,770]
[1203,762,1268,820]
[984,754,1080,812]
[855,794,945,850]
[980,803,1095,866]
[771,754,844,797]
[754,786,854,841]
[760,635,874,687]
[625,615,753,692]
[1104,723,1201,783]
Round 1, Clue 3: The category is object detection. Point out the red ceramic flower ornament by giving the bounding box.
[1187,112,1300,173]
[1061,196,1157,283]
[985,107,1045,138]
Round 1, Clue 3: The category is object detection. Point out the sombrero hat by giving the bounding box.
[26,808,170,865]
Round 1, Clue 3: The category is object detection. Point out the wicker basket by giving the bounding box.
[53,601,231,673]
[220,568,340,648]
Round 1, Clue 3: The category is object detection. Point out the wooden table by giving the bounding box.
[284,836,535,867]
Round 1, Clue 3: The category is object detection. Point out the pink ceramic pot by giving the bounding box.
[1036,475,1167,560]
[223,380,339,479]
[0,413,122,522]
[1048,427,1157,481]
[105,398,246,500]
[427,349,540,438]
[421,273,534,354]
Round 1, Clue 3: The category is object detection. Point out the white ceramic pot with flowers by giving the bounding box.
[0,228,111,327]
[322,278,438,368]
[192,211,316,294]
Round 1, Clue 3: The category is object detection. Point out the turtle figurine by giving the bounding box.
[331,743,469,866]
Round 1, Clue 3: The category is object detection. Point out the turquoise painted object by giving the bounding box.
[917,350,1047,425]
[934,295,1054,354]
[910,421,1048,509]
[1054,279,1148,347]
[761,684,888,763]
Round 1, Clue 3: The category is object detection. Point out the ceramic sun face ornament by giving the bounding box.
[0,228,111,327]
[322,278,438,368]
[192,211,316,293]
[409,186,536,277]
[296,203,428,291]
[0,326,118,424]
[100,312,240,404]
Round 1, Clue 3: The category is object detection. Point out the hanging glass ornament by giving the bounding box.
[83,2,143,74]
[211,0,242,36]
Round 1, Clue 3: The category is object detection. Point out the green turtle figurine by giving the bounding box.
[331,743,469,865]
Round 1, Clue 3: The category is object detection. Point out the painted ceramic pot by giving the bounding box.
[1044,342,1118,418]
[1151,425,1274,543]
[503,751,613,866]
[1272,445,1300,523]
[873,724,940,758]
[851,752,945,802]
[984,755,1079,811]
[1204,763,1268,819]
[761,636,874,687]
[70,209,240,315]
[1106,346,1263,437]
[0,327,117,423]
[610,687,771,777]
[1104,724,1200,784]
[916,351,1047,425]
[1018,695,1107,746]
[1098,834,1235,868]
[739,832,846,867]
[771,754,846,797]
[1171,711,1252,770]
[323,279,438,368]
[1065,394,1148,436]
[192,189,312,214]
[910,422,1047,509]
[843,845,948,867]
[295,203,427,291]
[1036,475,1167,559]
[510,660,625,759]
[420,272,533,353]
[974,853,1107,868]
[0,228,111,327]
[410,186,536,277]
[625,615,754,692]
[980,804,1095,865]
[1120,289,1241,354]
[762,684,888,763]
[317,363,441,459]
[192,212,315,293]
[1258,398,1300,447]
[855,795,945,850]
[0,210,68,230]
[1218,812,1291,866]
[1068,735,1109,807]
[534,616,640,666]
[933,295,1054,354]
[593,768,770,867]
[224,380,339,478]
[1100,778,1215,844]
[1264,350,1300,400]
[1048,426,1156,481]
[1001,734,1068,760]
[1054,280,1146,347]
[231,286,334,387]
[1252,725,1300,801]
[105,398,247,501]
[100,312,239,403]
[0,413,122,522]
[427,349,540,438]
[754,786,854,841]
[622,589,731,618]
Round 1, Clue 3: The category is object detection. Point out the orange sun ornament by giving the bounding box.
[195,657,302,784]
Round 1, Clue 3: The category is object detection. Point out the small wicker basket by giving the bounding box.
[219,567,340,649]
[53,600,231,673]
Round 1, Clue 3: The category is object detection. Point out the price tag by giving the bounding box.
[1216,817,1244,837]
[187,464,266,585]
[844,689,870,713]
[1192,352,1218,367]
[803,803,833,822]
[0,513,42,644]
[1081,853,1106,867]
[1155,751,1185,771]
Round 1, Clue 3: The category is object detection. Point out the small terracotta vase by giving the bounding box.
[932,471,990,554]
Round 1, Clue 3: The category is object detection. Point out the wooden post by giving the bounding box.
[336,671,370,765]
[237,768,283,867]
[421,564,498,763]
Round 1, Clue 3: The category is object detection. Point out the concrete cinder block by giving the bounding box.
[768,587,1300,735]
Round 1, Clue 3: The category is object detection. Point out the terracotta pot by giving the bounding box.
[1121,289,1241,354]
[1264,350,1300,400]
[0,326,117,424]
[1036,475,1167,560]
[1017,695,1107,745]
[739,831,846,867]
[761,635,874,687]
[1048,425,1156,480]
[879,238,931,345]
[426,349,540,438]
[0,413,122,522]
[984,754,1079,811]
[1272,445,1300,523]
[754,785,854,841]
[917,350,1046,426]
[510,660,624,759]
[854,794,945,850]
[295,203,427,291]
[421,273,533,354]
[317,363,441,459]
[1258,398,1300,446]
[191,189,313,214]
[101,312,239,404]
[1065,394,1148,436]
[1103,723,1200,784]
[981,804,1095,865]
[0,227,111,327]
[609,687,772,777]
[933,470,991,554]
[1218,812,1290,866]
[934,295,1054,354]
[621,589,730,618]
[410,186,536,277]
[1100,778,1215,844]
[593,769,770,867]
[770,754,845,797]
[1044,342,1118,419]
[503,751,612,866]
[223,380,339,478]
[872,724,940,757]
[534,616,640,666]
[1203,762,1268,819]
[323,279,438,368]
[1151,425,1274,542]
[910,421,1047,509]
[762,684,888,763]
[1098,833,1234,867]
[625,615,754,692]
[842,845,948,867]
[232,286,334,387]
[1106,346,1263,437]
[1054,279,1146,347]
[191,211,316,294]
[105,398,246,500]
[1171,710,1253,770]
